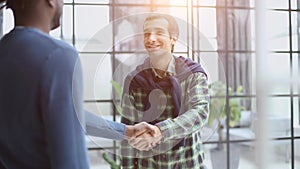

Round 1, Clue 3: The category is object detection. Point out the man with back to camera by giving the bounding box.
[0,0,159,168]
[120,13,209,169]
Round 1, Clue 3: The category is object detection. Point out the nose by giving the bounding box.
[148,33,157,42]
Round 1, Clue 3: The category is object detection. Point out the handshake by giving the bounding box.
[124,122,162,151]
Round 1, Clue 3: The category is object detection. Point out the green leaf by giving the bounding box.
[110,80,123,114]
[236,85,243,94]
[207,81,246,129]
[102,153,121,169]
[110,80,123,100]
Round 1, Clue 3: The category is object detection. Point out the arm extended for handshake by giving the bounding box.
[85,110,162,151]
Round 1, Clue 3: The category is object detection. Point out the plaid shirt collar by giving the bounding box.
[150,55,176,79]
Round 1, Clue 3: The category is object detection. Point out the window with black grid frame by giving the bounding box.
[1,0,299,168]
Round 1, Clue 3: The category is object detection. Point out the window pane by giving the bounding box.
[169,0,187,6]
[294,97,300,131]
[198,52,220,83]
[81,23,113,53]
[112,6,152,21]
[75,6,109,51]
[269,140,292,166]
[193,7,218,51]
[266,0,288,9]
[250,10,256,51]
[193,0,216,6]
[75,0,109,4]
[267,53,291,94]
[152,7,187,24]
[61,5,74,44]
[195,8,218,51]
[206,143,247,169]
[292,54,299,95]
[80,53,107,100]
[268,115,292,138]
[79,53,113,100]
[236,142,256,168]
[291,0,299,10]
[113,0,152,5]
[291,12,299,51]
[266,10,289,51]
[268,97,291,117]
[295,139,300,168]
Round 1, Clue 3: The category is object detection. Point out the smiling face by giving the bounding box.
[143,17,176,58]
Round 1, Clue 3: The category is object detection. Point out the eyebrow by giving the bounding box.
[144,28,168,33]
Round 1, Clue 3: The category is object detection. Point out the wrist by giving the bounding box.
[154,125,162,137]
[124,125,134,140]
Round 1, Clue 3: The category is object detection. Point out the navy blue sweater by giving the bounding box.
[0,27,89,169]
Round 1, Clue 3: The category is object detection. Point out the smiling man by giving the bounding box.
[120,13,210,169]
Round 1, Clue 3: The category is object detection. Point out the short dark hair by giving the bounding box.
[0,0,37,11]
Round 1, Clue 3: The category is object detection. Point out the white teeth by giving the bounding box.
[147,45,159,48]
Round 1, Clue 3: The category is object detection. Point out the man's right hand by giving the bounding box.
[124,122,161,151]
[125,122,155,139]
[128,125,162,151]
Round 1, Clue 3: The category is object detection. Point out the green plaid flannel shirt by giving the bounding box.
[120,57,209,169]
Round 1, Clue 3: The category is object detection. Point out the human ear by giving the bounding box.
[171,37,177,45]
[46,0,55,7]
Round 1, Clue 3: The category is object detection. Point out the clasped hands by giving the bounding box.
[125,122,162,151]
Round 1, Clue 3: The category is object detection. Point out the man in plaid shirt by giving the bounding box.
[120,13,209,169]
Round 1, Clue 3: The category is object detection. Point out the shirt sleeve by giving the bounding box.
[155,72,209,141]
[40,47,89,169]
[85,110,125,140]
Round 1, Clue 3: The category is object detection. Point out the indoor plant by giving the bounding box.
[102,153,121,169]
[208,81,246,149]
[208,81,246,169]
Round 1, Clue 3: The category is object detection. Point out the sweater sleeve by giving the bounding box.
[40,47,89,169]
[155,72,209,141]
[85,110,126,140]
